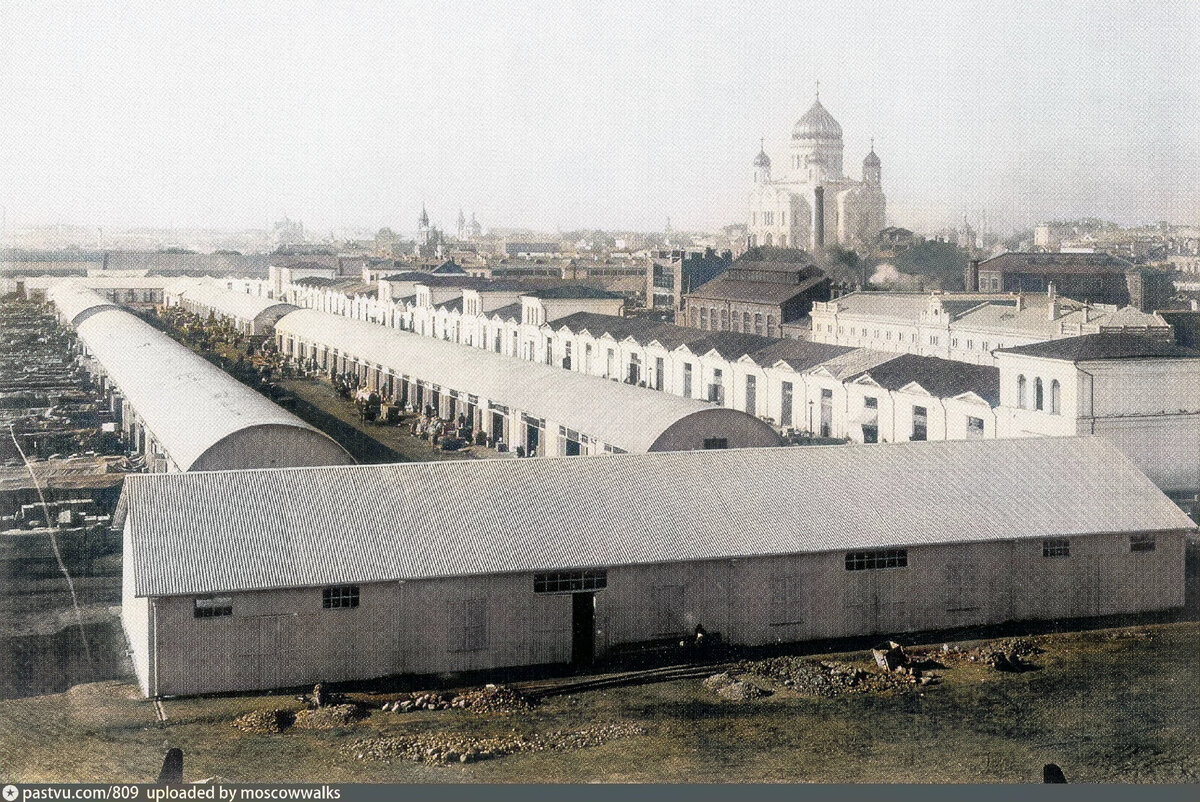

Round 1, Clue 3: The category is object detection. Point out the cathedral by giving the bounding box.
[747,92,885,252]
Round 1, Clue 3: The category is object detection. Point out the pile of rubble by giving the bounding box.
[732,655,917,698]
[232,709,294,734]
[458,684,536,713]
[378,684,536,715]
[379,691,459,713]
[701,672,770,701]
[932,637,1043,672]
[344,723,646,766]
[293,703,367,730]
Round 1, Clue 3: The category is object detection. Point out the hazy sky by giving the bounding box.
[1,1,1197,237]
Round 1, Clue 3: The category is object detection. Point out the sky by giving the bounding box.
[1,0,1197,238]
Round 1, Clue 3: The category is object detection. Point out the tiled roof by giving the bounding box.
[119,437,1195,597]
[997,333,1200,361]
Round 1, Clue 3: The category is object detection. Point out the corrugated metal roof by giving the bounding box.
[121,436,1196,598]
[70,306,348,471]
[276,309,771,453]
[175,283,297,324]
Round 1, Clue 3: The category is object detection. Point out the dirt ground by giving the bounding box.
[1,621,1196,784]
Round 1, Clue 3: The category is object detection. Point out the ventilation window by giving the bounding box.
[322,585,360,609]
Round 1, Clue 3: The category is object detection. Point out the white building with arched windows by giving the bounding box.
[747,93,886,251]
[994,334,1200,495]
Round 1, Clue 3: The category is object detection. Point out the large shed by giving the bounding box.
[275,308,782,454]
[52,284,353,472]
[117,436,1194,696]
[168,282,298,335]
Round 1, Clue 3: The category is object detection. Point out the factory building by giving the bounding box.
[49,283,353,472]
[274,309,782,455]
[117,436,1195,697]
[164,280,298,335]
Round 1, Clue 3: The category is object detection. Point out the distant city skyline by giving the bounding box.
[1,1,1196,238]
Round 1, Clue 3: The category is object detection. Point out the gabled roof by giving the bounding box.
[548,311,711,351]
[680,331,780,360]
[851,354,1001,406]
[809,348,900,380]
[746,339,855,371]
[119,437,1195,597]
[687,273,828,304]
[997,333,1200,361]
[487,302,523,321]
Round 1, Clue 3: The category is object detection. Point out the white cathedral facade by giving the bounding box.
[747,94,886,252]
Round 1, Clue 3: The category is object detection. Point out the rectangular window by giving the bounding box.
[322,585,360,609]
[193,596,232,618]
[1042,538,1070,558]
[966,416,985,439]
[703,437,729,450]
[682,363,693,397]
[745,374,757,416]
[709,368,724,404]
[534,570,607,593]
[1130,534,1156,553]
[845,549,908,571]
[912,406,928,441]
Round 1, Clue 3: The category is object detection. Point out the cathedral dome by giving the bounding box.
[792,98,843,140]
[753,148,771,168]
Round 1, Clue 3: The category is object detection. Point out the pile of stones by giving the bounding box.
[701,672,770,701]
[379,692,459,713]
[232,708,294,734]
[293,703,367,729]
[378,684,536,715]
[345,723,645,766]
[736,656,920,697]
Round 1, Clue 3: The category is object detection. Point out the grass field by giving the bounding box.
[1,621,1196,784]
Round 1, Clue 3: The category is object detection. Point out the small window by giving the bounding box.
[703,437,729,450]
[1042,538,1070,558]
[1130,534,1156,553]
[534,570,607,593]
[845,549,908,571]
[966,416,985,439]
[322,585,360,609]
[194,596,233,618]
[864,397,878,410]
